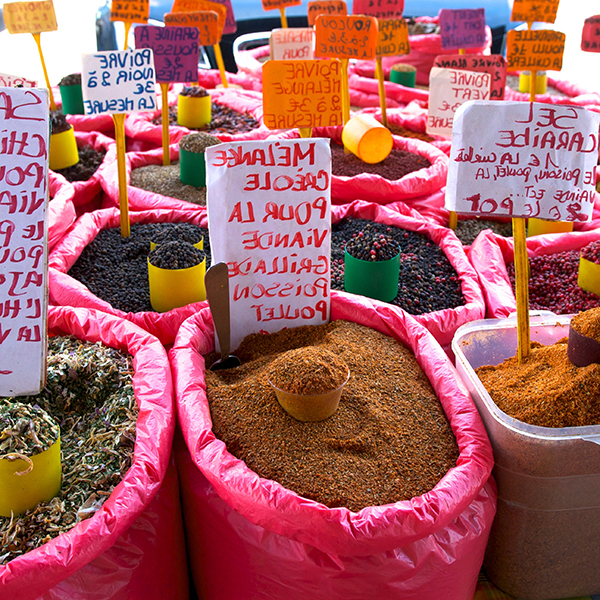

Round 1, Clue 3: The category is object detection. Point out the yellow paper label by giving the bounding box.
[110,0,149,23]
[4,0,57,34]
[507,28,565,71]
[376,18,409,57]
[511,0,559,24]
[164,11,220,45]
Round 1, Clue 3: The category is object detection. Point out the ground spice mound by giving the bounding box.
[130,164,207,204]
[476,340,600,428]
[0,402,59,455]
[180,85,209,97]
[571,307,600,341]
[153,103,260,134]
[205,320,459,512]
[179,131,221,153]
[330,141,431,179]
[387,123,434,142]
[58,73,81,86]
[54,145,106,181]
[268,347,349,395]
[50,110,71,134]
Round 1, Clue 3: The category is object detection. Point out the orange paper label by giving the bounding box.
[376,18,409,56]
[510,0,559,24]
[110,0,149,23]
[4,0,57,34]
[507,28,565,71]
[263,59,343,129]
[314,14,377,60]
[171,0,226,39]
[164,11,220,45]
[307,0,347,26]
[262,0,302,12]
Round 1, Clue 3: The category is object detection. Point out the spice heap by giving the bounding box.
[345,231,400,261]
[150,222,204,246]
[68,222,210,312]
[406,18,440,35]
[571,307,600,341]
[205,320,459,512]
[50,111,71,135]
[476,338,600,428]
[179,131,221,154]
[0,336,137,564]
[0,402,59,456]
[54,145,107,182]
[58,73,81,86]
[507,250,600,314]
[386,123,434,142]
[581,240,600,264]
[268,347,349,395]
[131,164,208,205]
[331,218,464,314]
[180,85,209,98]
[149,240,205,270]
[455,219,513,246]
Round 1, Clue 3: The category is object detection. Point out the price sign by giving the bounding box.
[433,54,507,100]
[511,0,559,24]
[438,8,486,50]
[172,0,235,35]
[0,87,49,396]
[3,0,57,34]
[134,25,199,83]
[164,11,220,46]
[376,18,409,56]
[110,0,149,23]
[270,28,315,60]
[427,67,490,137]
[0,73,37,88]
[446,101,600,221]
[506,28,565,71]
[307,0,347,27]
[262,0,302,13]
[314,15,378,60]
[263,59,342,129]
[352,0,403,20]
[206,138,331,351]
[582,15,600,53]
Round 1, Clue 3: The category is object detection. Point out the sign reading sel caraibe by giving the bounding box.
[446,101,600,221]
[206,138,331,351]
[81,49,156,115]
[0,87,49,396]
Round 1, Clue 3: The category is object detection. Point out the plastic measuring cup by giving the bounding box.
[148,257,206,313]
[341,114,393,164]
[344,248,400,302]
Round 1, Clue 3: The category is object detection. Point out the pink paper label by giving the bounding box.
[582,15,600,53]
[439,8,486,50]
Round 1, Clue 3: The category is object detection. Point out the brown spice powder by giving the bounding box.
[476,339,600,428]
[571,308,600,341]
[204,320,459,512]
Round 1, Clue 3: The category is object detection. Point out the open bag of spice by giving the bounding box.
[0,305,187,600]
[47,171,76,252]
[169,291,496,600]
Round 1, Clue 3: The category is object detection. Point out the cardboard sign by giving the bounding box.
[307,0,347,27]
[263,59,342,129]
[434,54,507,100]
[506,28,565,71]
[172,0,235,36]
[446,101,600,221]
[352,0,403,20]
[0,87,49,396]
[439,8,486,50]
[0,73,37,88]
[110,0,149,23]
[134,25,199,83]
[582,15,600,53]
[376,18,409,57]
[206,138,331,351]
[164,11,220,46]
[262,0,302,13]
[3,0,57,34]
[314,15,378,60]
[511,0,559,24]
[270,28,315,60]
[81,49,156,115]
[427,67,490,137]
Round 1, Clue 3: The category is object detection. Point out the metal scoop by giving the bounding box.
[205,262,241,370]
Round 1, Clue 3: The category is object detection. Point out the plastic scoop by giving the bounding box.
[567,324,600,367]
[341,113,393,164]
[205,262,241,370]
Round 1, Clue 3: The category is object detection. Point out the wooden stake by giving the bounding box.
[513,216,530,362]
[213,44,229,87]
[375,57,388,128]
[279,7,288,28]
[112,113,130,237]
[32,33,56,110]
[299,127,312,137]
[341,58,350,125]
[160,83,171,166]
[123,22,132,50]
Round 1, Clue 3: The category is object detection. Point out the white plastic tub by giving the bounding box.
[452,313,600,600]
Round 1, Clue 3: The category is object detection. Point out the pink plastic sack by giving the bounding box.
[332,200,485,347]
[467,229,600,318]
[0,305,187,600]
[197,67,264,92]
[170,291,496,600]
[48,207,208,345]
[48,172,76,252]
[234,44,270,81]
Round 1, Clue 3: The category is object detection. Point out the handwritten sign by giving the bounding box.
[271,28,315,60]
[427,67,490,137]
[376,18,409,56]
[82,49,156,115]
[206,138,331,350]
[134,25,199,83]
[263,59,342,129]
[172,0,235,35]
[506,28,565,71]
[0,73,37,88]
[446,101,600,221]
[110,0,149,23]
[307,0,347,27]
[434,54,507,100]
[582,15,600,53]
[314,15,378,60]
[262,0,302,13]
[439,8,486,50]
[3,0,57,34]
[164,11,220,46]
[0,87,49,396]
[511,0,559,24]
[352,0,403,19]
